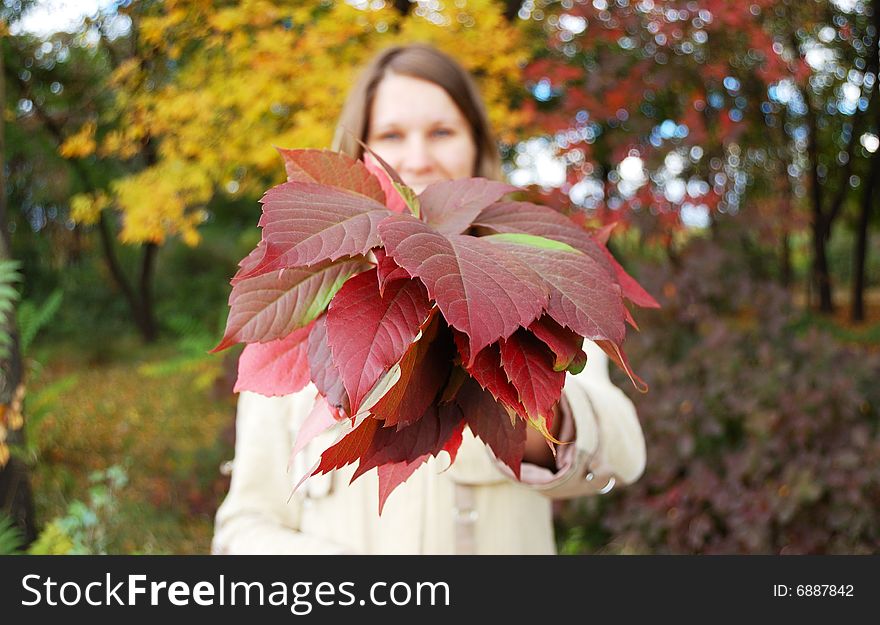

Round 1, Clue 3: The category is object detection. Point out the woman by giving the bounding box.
[211,44,646,555]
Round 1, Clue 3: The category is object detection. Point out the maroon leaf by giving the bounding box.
[453,331,527,419]
[307,314,350,415]
[313,416,380,475]
[528,315,587,373]
[499,329,566,423]
[212,257,366,352]
[374,415,466,515]
[369,312,454,429]
[474,201,608,262]
[277,148,386,204]
[233,322,313,396]
[418,178,518,235]
[379,214,549,361]
[485,236,627,345]
[238,182,391,279]
[439,365,468,404]
[351,401,466,481]
[441,417,466,465]
[326,268,433,413]
[475,202,659,310]
[456,378,527,479]
[374,248,411,296]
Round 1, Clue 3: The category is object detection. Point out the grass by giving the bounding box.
[791,287,880,349]
[23,333,237,554]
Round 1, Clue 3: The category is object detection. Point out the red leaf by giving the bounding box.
[364,158,409,215]
[374,248,411,296]
[476,202,658,310]
[456,378,526,479]
[376,455,430,514]
[234,322,314,396]
[595,243,661,309]
[232,240,269,284]
[307,314,350,415]
[474,201,607,260]
[351,401,465,481]
[311,401,465,511]
[485,236,627,344]
[379,214,549,361]
[326,268,433,413]
[313,416,380,475]
[238,182,391,279]
[369,312,454,429]
[592,222,616,246]
[499,329,566,423]
[595,339,649,393]
[276,148,386,204]
[213,257,366,352]
[528,315,587,373]
[418,178,518,235]
[441,418,466,465]
[453,331,527,419]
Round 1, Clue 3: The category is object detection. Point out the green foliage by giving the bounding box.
[0,259,22,363]
[26,466,127,555]
[0,512,26,555]
[27,341,234,554]
[17,288,63,353]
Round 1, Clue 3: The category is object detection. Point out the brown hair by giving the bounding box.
[331,44,503,181]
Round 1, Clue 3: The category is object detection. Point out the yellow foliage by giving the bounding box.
[93,0,534,249]
[59,120,97,159]
[70,192,110,225]
[111,160,211,246]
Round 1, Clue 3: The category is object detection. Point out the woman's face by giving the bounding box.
[365,72,478,194]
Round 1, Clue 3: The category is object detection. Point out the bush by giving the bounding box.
[557,222,880,554]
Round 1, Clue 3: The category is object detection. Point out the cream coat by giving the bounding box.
[211,341,646,555]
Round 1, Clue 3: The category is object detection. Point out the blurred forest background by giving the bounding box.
[0,0,878,555]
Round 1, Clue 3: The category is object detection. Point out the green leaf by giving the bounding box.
[483,232,581,253]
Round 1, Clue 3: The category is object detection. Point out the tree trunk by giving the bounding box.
[851,158,875,322]
[851,0,880,322]
[503,1,524,21]
[0,30,37,548]
[392,0,413,16]
[805,103,834,313]
[96,212,158,342]
[10,59,159,343]
[138,242,158,342]
[781,232,792,288]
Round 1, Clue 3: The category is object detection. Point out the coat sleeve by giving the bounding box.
[211,390,352,555]
[494,340,647,499]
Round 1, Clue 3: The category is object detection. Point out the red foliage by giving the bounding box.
[214,150,657,507]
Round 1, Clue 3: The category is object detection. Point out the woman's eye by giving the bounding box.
[378,132,402,141]
[432,128,453,137]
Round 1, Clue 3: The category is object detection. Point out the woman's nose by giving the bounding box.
[401,136,435,173]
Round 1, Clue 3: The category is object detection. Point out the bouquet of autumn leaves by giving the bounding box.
[212,148,658,512]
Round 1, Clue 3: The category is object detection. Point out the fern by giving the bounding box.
[0,512,25,555]
[0,259,22,364]
[18,289,63,352]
